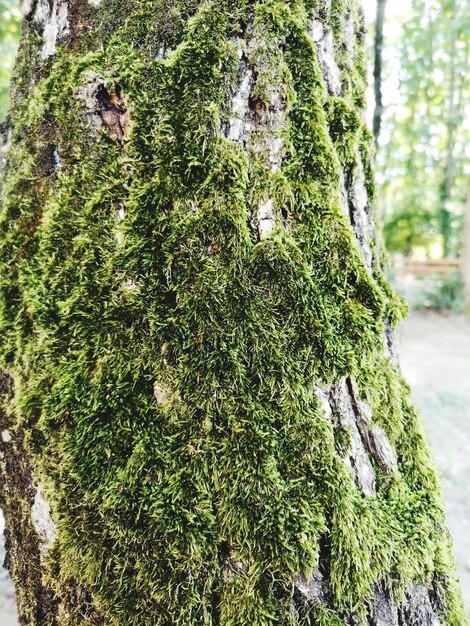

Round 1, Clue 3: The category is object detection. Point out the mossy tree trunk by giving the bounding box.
[0,1,467,625]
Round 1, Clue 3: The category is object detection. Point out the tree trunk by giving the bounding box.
[439,0,458,258]
[0,1,467,625]
[373,0,386,148]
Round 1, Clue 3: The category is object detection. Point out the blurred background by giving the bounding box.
[0,0,468,622]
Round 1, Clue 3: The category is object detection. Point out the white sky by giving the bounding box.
[361,0,411,24]
[362,0,377,22]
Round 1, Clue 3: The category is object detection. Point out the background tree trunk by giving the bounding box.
[0,1,467,625]
[439,0,459,258]
[373,0,387,148]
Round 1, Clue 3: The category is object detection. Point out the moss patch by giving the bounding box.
[0,0,467,625]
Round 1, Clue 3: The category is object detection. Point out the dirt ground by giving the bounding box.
[0,311,468,622]
[398,312,470,613]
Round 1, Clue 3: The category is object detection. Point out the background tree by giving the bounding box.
[0,1,19,118]
[0,1,467,625]
[377,0,470,258]
[372,0,387,147]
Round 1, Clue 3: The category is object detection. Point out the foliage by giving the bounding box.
[395,271,465,312]
[0,0,20,119]
[376,0,470,258]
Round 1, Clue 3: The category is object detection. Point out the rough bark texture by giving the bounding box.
[0,1,467,625]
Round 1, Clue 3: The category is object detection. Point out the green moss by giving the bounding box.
[327,97,361,170]
[0,0,466,625]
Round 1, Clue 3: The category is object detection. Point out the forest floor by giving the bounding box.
[0,311,469,623]
[398,311,470,613]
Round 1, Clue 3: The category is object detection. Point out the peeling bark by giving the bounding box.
[222,15,288,240]
[313,26,342,96]
[76,72,130,142]
[22,0,70,59]
[328,380,377,496]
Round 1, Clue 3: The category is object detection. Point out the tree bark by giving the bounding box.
[373,0,386,148]
[0,1,467,625]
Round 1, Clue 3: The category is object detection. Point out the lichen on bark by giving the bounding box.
[0,1,467,625]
